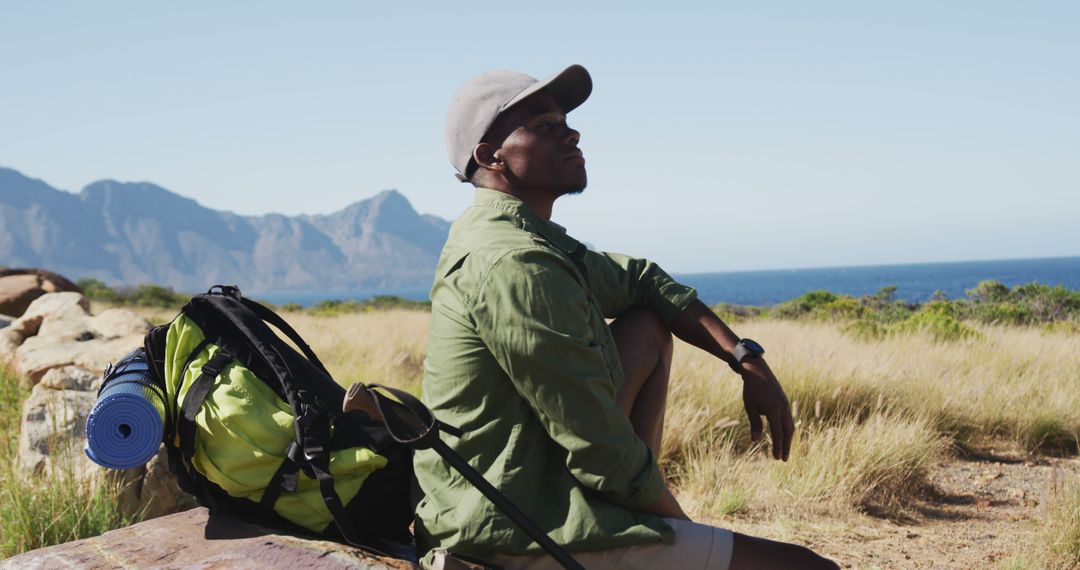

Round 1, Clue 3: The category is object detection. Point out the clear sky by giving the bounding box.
[2,2,1077,273]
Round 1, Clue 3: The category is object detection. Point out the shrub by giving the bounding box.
[711,304,764,323]
[967,280,1012,303]
[308,296,430,316]
[75,278,119,303]
[771,290,839,319]
[811,296,865,321]
[893,311,981,342]
[841,319,888,341]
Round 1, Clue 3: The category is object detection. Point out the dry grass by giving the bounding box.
[7,305,1075,560]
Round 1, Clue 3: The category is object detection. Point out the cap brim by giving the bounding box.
[501,64,592,115]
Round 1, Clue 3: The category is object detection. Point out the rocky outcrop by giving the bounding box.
[3,292,148,383]
[0,507,419,569]
[1,291,193,522]
[0,268,82,318]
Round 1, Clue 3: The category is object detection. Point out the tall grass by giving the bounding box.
[1045,480,1080,568]
[1,304,1077,558]
[0,365,130,558]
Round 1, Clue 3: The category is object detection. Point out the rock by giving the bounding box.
[0,274,41,317]
[0,328,22,360]
[17,384,97,478]
[0,269,82,318]
[0,507,419,569]
[14,334,144,384]
[0,313,14,330]
[38,365,100,392]
[113,446,199,521]
[88,308,151,339]
[8,292,91,339]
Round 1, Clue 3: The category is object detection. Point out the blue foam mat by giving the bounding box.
[85,380,164,470]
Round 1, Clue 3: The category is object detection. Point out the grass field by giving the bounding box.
[1,304,1078,567]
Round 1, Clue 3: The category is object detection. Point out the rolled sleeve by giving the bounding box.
[471,247,666,510]
[583,250,698,324]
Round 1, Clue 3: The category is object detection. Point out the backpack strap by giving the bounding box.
[240,297,331,377]
[178,350,233,478]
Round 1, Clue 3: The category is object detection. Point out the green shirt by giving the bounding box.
[413,188,698,563]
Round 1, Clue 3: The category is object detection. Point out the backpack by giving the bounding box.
[107,285,584,569]
[137,285,413,549]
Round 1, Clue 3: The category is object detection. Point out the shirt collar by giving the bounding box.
[473,187,585,257]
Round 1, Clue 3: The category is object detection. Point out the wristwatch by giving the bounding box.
[731,338,765,365]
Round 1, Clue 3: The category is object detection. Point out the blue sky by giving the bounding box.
[1,2,1077,273]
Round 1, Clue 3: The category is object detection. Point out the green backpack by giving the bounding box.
[139,286,413,549]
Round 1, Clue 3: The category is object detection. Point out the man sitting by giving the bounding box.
[413,64,839,570]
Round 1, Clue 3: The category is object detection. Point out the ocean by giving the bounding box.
[675,256,1080,307]
[258,256,1080,307]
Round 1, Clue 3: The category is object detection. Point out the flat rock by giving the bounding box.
[8,292,91,339]
[14,334,143,383]
[88,308,151,338]
[0,507,420,569]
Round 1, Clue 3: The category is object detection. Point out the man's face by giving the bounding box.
[486,91,587,195]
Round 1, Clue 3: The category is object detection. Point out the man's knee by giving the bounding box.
[610,306,673,356]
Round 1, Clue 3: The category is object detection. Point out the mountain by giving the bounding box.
[0,167,450,294]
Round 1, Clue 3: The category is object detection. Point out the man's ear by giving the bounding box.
[473,143,504,173]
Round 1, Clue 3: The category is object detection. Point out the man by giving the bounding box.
[413,65,838,569]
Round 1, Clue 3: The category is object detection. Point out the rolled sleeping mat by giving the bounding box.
[85,348,166,470]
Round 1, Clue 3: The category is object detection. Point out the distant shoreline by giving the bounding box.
[250,255,1080,308]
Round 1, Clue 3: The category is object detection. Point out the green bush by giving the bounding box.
[77,280,188,309]
[771,290,839,319]
[811,296,865,321]
[711,304,764,324]
[841,319,888,341]
[308,296,430,316]
[893,311,980,342]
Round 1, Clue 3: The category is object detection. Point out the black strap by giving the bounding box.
[309,457,363,543]
[363,384,462,448]
[170,338,212,439]
[354,383,583,570]
[260,454,300,510]
[241,297,330,376]
[178,350,233,475]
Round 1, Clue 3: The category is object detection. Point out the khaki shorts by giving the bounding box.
[473,518,734,570]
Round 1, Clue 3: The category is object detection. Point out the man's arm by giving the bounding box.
[582,250,794,460]
[670,299,794,461]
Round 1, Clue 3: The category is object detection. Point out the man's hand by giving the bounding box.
[670,299,795,460]
[739,358,793,461]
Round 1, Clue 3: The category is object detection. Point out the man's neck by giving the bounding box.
[488,185,555,220]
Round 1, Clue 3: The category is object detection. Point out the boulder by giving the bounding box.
[38,365,101,392]
[0,313,13,330]
[8,291,92,339]
[88,308,151,339]
[14,334,144,384]
[114,446,199,521]
[0,269,82,318]
[17,383,97,478]
[0,507,418,569]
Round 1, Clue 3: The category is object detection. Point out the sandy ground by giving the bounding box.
[713,443,1079,569]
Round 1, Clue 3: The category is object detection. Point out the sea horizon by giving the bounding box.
[255,254,1080,308]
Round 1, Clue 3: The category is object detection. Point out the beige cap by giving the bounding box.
[445,64,592,182]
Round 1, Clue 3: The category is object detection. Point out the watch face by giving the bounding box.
[741,338,765,354]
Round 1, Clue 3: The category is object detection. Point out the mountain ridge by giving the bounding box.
[0,166,449,294]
